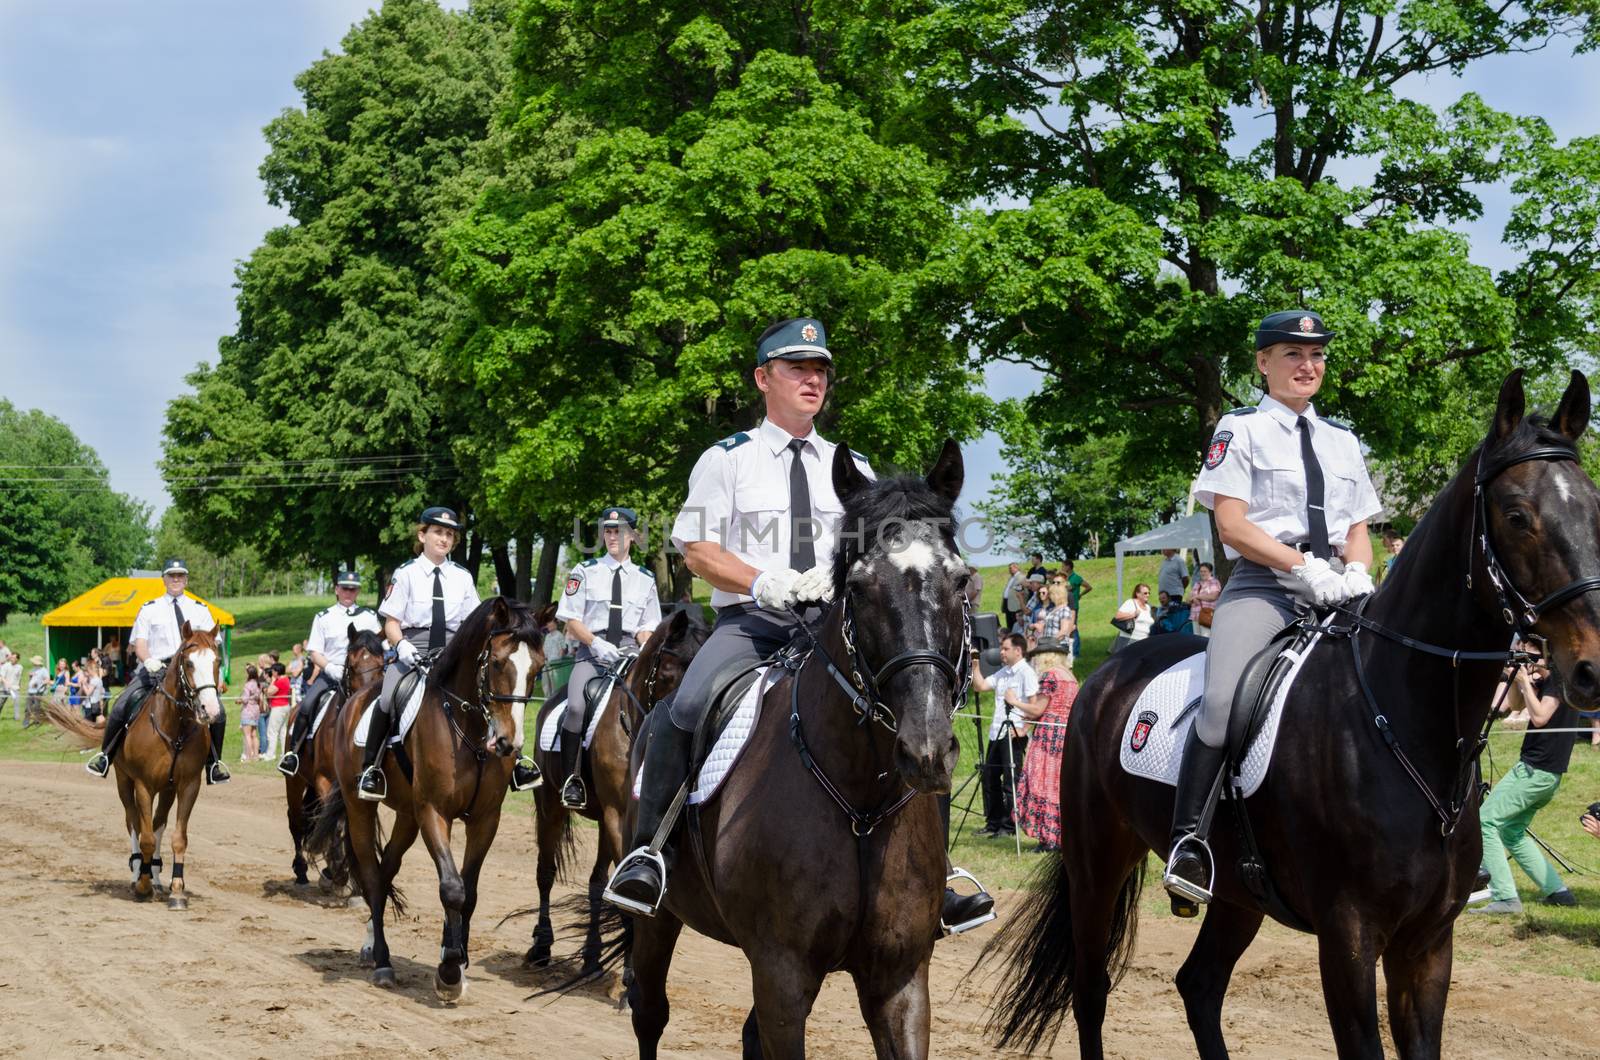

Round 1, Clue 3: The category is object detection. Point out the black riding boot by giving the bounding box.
[205,710,230,784]
[1162,727,1228,917]
[941,857,997,937]
[559,730,586,808]
[604,718,694,916]
[277,706,314,777]
[86,690,139,776]
[357,705,394,801]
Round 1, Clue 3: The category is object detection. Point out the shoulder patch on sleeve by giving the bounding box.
[1322,418,1352,432]
[565,567,586,596]
[1204,430,1235,470]
[714,432,752,451]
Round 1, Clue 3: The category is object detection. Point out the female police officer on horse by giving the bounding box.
[551,505,662,809]
[1163,310,1383,914]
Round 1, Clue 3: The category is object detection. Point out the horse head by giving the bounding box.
[477,597,548,760]
[645,608,710,707]
[831,438,968,794]
[1478,369,1600,708]
[174,622,223,722]
[344,625,388,695]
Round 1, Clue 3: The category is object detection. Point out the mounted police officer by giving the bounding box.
[551,506,662,809]
[86,559,230,785]
[1162,310,1382,916]
[357,506,486,800]
[277,569,382,777]
[603,317,995,933]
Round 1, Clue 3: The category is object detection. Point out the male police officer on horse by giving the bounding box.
[277,569,382,777]
[604,317,994,933]
[552,506,662,809]
[87,559,230,785]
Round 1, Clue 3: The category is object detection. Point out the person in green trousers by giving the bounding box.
[1473,647,1579,914]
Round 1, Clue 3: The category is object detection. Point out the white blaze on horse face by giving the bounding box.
[187,648,222,721]
[1553,466,1575,504]
[886,539,937,576]
[507,642,533,751]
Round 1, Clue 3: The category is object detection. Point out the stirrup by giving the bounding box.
[207,761,231,785]
[603,848,668,917]
[86,752,111,778]
[276,751,300,777]
[942,868,998,936]
[560,774,588,809]
[510,757,542,792]
[1162,833,1215,907]
[357,765,387,802]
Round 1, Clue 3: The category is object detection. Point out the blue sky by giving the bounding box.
[0,2,1595,563]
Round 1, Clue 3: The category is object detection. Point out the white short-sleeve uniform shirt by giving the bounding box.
[988,660,1040,739]
[307,605,383,676]
[380,558,480,636]
[556,554,663,639]
[131,592,218,661]
[670,419,875,610]
[1194,395,1383,560]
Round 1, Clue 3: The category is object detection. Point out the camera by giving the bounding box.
[1580,801,1600,826]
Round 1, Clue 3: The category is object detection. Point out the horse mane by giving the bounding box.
[430,595,541,687]
[831,472,959,595]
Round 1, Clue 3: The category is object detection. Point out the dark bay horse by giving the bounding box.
[48,625,224,910]
[308,596,550,999]
[525,607,708,974]
[627,440,971,1058]
[282,626,386,887]
[988,370,1600,1059]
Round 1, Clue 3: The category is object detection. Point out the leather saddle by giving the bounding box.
[1224,620,1315,767]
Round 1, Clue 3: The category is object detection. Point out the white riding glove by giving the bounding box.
[1290,556,1349,608]
[325,661,344,680]
[588,637,622,664]
[393,639,418,666]
[143,657,164,675]
[789,563,835,605]
[751,568,800,611]
[1342,561,1376,599]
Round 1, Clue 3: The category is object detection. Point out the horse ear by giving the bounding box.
[1552,370,1591,441]
[925,439,963,504]
[1493,369,1526,442]
[347,622,358,642]
[833,442,869,501]
[667,608,689,639]
[489,595,512,627]
[180,620,192,642]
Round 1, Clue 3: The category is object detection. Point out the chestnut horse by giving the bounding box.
[987,371,1600,1059]
[308,596,549,999]
[282,626,386,887]
[524,607,708,974]
[49,624,223,910]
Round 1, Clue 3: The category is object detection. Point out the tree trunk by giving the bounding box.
[492,544,517,599]
[531,530,561,604]
[465,530,485,584]
[515,526,534,601]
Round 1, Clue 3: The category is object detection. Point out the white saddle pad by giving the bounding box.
[537,675,617,753]
[352,676,427,749]
[1119,622,1328,798]
[307,690,338,738]
[630,667,769,805]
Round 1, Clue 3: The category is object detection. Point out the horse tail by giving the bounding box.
[40,702,102,750]
[524,892,631,998]
[982,853,1146,1052]
[550,808,579,884]
[305,785,408,918]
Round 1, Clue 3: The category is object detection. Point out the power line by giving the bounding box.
[0,469,457,493]
[0,452,441,472]
[3,461,453,486]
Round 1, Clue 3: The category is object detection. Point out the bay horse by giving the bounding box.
[308,596,550,999]
[48,624,223,910]
[987,370,1600,1059]
[524,607,708,974]
[282,626,386,887]
[627,440,971,1058]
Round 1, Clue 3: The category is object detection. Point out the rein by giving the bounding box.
[431,630,540,816]
[145,646,218,787]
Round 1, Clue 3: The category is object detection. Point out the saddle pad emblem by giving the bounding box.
[1130,710,1157,753]
[1205,430,1233,470]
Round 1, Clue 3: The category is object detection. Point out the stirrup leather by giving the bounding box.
[603,848,668,917]
[942,868,998,936]
[357,765,387,802]
[1162,832,1215,905]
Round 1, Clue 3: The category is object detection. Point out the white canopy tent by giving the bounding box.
[1114,511,1215,602]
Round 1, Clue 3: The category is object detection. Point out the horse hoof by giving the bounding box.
[167,894,188,911]
[434,968,464,1004]
[359,946,374,966]
[523,945,551,968]
[346,895,366,909]
[371,967,397,989]
[294,875,311,888]
[133,881,152,901]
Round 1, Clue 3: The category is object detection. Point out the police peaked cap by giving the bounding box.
[162,558,188,575]
[1255,310,1336,349]
[335,570,362,588]
[420,506,463,531]
[600,507,639,529]
[755,317,832,366]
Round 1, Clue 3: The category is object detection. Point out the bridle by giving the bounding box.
[153,642,218,722]
[1471,441,1600,631]
[339,656,385,700]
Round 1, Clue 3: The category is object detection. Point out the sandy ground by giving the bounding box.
[3,761,1599,1059]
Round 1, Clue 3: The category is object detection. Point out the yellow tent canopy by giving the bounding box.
[40,578,235,683]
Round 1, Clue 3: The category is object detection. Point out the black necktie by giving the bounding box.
[430,568,447,645]
[1298,416,1331,560]
[172,598,186,642]
[787,438,816,571]
[606,566,624,645]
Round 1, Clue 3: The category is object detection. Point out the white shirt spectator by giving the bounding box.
[987,659,1040,740]
[0,657,20,694]
[1117,599,1155,641]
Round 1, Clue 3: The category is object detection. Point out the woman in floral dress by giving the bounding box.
[1015,639,1077,852]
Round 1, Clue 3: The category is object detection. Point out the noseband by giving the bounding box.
[814,595,972,734]
[160,645,217,720]
[1472,442,1600,630]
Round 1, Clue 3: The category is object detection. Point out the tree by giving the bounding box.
[0,402,152,622]
[161,0,515,582]
[442,2,991,595]
[906,0,1600,513]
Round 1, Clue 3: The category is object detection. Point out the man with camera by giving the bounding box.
[970,632,1037,837]
[1473,642,1579,913]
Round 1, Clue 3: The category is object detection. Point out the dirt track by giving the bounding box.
[2,761,1599,1059]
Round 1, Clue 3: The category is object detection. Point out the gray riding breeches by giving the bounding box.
[378,627,437,714]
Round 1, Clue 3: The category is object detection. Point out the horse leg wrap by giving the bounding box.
[171,863,184,881]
